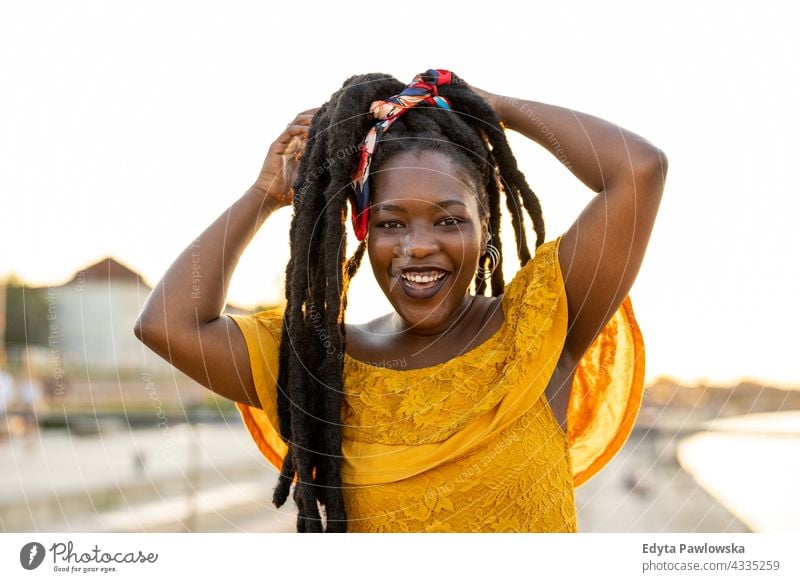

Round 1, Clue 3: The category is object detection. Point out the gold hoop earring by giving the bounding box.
[477,242,501,279]
[485,243,501,276]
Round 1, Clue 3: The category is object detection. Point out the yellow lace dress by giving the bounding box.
[228,236,645,532]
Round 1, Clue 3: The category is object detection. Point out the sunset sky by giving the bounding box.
[2,1,798,387]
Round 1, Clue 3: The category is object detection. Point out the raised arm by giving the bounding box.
[134,109,316,407]
[472,87,667,362]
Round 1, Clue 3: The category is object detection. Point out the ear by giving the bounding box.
[479,218,490,255]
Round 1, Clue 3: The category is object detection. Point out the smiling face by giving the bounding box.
[367,149,488,336]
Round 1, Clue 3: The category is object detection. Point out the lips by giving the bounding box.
[397,267,450,299]
[401,270,447,284]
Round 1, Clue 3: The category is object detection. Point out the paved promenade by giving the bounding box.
[0,421,295,532]
[1,417,759,533]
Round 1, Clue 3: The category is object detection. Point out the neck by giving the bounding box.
[391,293,477,340]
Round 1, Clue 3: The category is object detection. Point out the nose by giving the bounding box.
[398,226,440,258]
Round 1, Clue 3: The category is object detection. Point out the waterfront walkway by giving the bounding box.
[1,414,772,533]
[0,421,295,532]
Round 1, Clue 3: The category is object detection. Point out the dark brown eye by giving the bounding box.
[378,220,404,229]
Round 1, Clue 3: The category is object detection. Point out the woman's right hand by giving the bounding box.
[253,107,319,207]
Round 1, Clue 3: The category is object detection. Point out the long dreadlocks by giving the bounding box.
[272,70,545,532]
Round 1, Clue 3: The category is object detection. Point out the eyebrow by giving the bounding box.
[375,199,468,213]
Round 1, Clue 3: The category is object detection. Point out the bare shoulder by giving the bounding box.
[344,314,390,362]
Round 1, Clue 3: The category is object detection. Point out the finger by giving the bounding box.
[285,123,310,133]
[286,134,307,161]
[276,124,310,144]
[291,108,319,125]
[292,115,314,126]
[285,134,305,153]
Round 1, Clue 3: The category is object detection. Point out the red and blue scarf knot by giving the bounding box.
[349,69,453,241]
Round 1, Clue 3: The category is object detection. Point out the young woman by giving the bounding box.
[135,69,667,533]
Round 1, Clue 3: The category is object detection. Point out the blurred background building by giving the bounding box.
[1,258,251,412]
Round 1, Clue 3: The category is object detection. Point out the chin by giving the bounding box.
[390,290,461,334]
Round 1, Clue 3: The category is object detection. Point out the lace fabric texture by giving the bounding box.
[230,237,645,532]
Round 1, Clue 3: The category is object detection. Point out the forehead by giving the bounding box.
[371,150,478,209]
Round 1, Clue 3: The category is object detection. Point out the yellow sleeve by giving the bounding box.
[506,237,646,487]
[227,308,288,472]
[567,295,645,487]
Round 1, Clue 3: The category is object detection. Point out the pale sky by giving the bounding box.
[2,1,798,387]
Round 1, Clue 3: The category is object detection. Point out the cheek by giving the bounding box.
[367,237,396,275]
[450,225,483,257]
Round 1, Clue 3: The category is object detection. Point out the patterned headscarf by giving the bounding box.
[349,69,454,241]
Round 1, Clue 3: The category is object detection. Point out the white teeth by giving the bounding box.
[401,271,446,283]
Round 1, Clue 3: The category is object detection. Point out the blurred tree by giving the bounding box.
[3,276,49,351]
